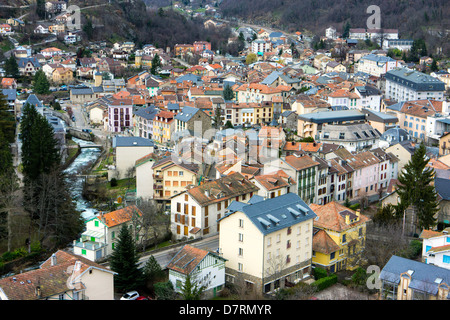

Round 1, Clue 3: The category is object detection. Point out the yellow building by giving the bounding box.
[48,24,65,34]
[310,202,370,273]
[153,110,175,144]
[152,158,199,201]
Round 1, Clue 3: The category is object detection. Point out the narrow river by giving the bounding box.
[64,137,102,220]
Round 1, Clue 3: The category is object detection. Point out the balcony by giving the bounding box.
[73,240,106,251]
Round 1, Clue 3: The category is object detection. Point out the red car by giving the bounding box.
[136,296,152,300]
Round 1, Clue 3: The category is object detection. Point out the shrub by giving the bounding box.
[313,267,327,280]
[110,178,118,187]
[2,251,15,262]
[311,274,338,291]
[351,267,367,286]
[408,240,422,258]
[154,281,176,300]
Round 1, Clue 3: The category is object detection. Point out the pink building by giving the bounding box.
[193,41,211,53]
[107,99,133,133]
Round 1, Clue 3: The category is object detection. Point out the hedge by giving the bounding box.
[311,274,338,291]
[313,267,327,280]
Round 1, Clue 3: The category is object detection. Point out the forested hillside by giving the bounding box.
[81,1,233,52]
[219,0,450,54]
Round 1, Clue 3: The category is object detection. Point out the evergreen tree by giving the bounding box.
[83,19,94,40]
[143,255,165,290]
[180,274,206,300]
[0,91,16,144]
[431,59,438,72]
[397,143,438,231]
[213,105,222,129]
[36,0,46,19]
[33,70,50,95]
[342,22,351,39]
[222,84,234,101]
[151,53,161,75]
[21,109,60,181]
[110,224,144,292]
[0,130,19,250]
[4,56,19,78]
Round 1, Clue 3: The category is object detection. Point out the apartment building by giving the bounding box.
[170,172,259,240]
[218,193,317,293]
[385,68,445,102]
[311,202,370,272]
[152,158,199,201]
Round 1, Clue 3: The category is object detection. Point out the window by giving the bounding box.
[239,219,244,228]
[94,220,99,227]
[238,263,243,272]
[239,248,243,256]
[443,255,450,264]
[342,234,346,243]
[239,233,244,242]
[330,252,335,260]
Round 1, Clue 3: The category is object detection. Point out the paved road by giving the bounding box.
[136,235,219,269]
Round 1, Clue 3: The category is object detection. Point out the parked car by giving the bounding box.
[136,296,152,300]
[120,291,140,300]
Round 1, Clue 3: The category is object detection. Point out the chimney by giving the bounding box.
[51,253,57,266]
[345,214,350,225]
[35,286,41,299]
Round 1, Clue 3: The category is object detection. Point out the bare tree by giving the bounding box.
[134,199,170,252]
[364,223,410,268]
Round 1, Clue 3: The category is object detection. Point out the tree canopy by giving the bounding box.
[397,143,438,231]
[110,224,144,292]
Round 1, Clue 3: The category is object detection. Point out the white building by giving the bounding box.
[73,205,143,262]
[167,245,226,298]
[356,54,399,77]
[385,68,446,102]
[325,26,337,40]
[218,193,316,293]
[109,136,155,180]
[420,228,450,270]
[251,39,272,56]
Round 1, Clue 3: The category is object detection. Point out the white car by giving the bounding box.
[120,291,140,300]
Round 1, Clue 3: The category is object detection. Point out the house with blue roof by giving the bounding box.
[18,57,41,76]
[379,255,450,300]
[134,105,159,139]
[355,53,399,77]
[218,192,317,293]
[173,106,212,140]
[110,136,155,180]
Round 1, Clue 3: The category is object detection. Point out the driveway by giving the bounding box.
[313,283,377,300]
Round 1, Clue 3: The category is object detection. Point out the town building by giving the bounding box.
[218,193,316,294]
[311,202,370,272]
[167,245,226,298]
[170,172,259,240]
[385,68,445,102]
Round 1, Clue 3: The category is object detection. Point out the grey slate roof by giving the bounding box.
[174,106,200,122]
[380,255,450,296]
[0,89,16,101]
[380,126,411,144]
[385,68,445,91]
[435,178,450,201]
[298,110,365,124]
[134,105,158,120]
[113,136,155,148]
[222,193,316,235]
[24,94,43,108]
